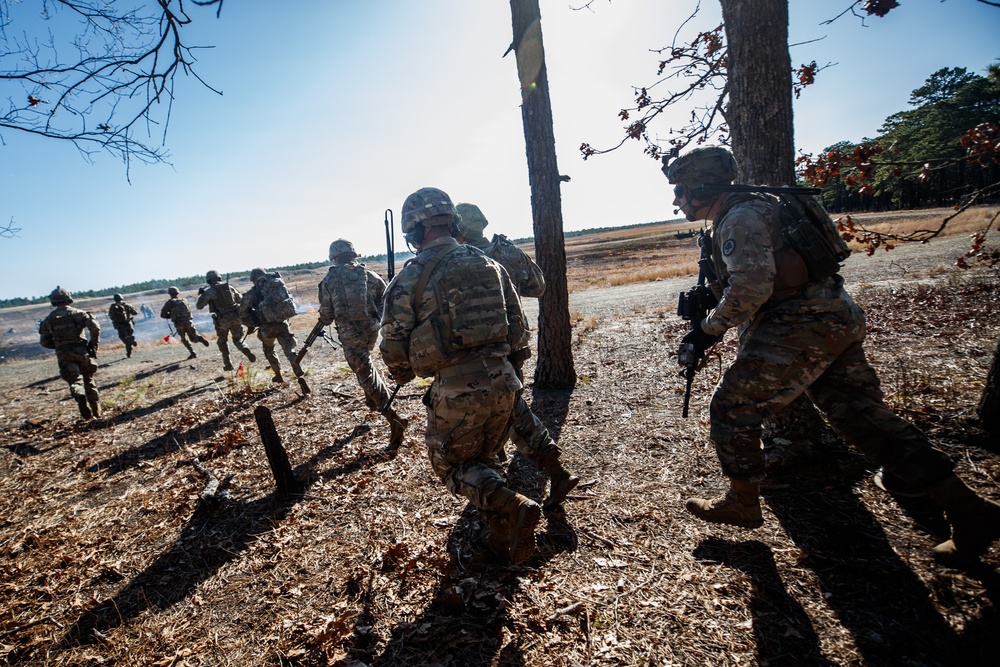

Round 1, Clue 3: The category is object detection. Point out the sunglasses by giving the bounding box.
[673,184,686,199]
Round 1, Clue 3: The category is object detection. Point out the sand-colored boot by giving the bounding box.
[926,474,1000,566]
[297,376,311,395]
[540,452,579,511]
[88,398,101,420]
[485,487,541,565]
[240,346,257,363]
[75,395,92,420]
[385,408,408,449]
[685,479,764,529]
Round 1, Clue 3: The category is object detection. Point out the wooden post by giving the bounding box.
[254,405,300,495]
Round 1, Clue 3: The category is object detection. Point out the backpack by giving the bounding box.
[213,283,237,312]
[775,193,852,281]
[255,273,297,323]
[336,264,373,323]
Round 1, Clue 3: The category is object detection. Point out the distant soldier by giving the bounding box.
[454,203,578,510]
[140,303,154,320]
[39,286,102,421]
[240,267,310,395]
[107,293,139,358]
[317,239,407,448]
[160,286,210,360]
[381,187,540,565]
[197,270,257,371]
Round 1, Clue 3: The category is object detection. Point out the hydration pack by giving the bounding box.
[255,273,297,323]
[775,193,851,281]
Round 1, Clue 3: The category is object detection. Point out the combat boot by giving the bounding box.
[88,398,101,419]
[241,347,257,363]
[385,408,408,449]
[221,351,233,372]
[272,370,285,384]
[187,351,197,360]
[199,336,210,347]
[298,377,311,395]
[685,479,764,529]
[540,452,579,511]
[926,474,1000,566]
[75,395,92,420]
[486,487,541,565]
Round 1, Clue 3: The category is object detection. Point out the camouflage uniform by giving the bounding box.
[108,297,138,357]
[318,256,404,425]
[702,193,953,486]
[380,236,528,509]
[40,289,101,420]
[455,203,576,509]
[197,278,256,371]
[161,291,210,358]
[240,283,305,384]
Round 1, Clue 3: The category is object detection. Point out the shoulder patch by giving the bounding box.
[722,238,737,257]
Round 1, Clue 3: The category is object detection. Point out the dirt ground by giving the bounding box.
[2,211,1000,666]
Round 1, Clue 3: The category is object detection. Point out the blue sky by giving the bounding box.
[2,0,998,302]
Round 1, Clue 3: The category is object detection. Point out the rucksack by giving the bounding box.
[255,273,297,323]
[335,264,373,323]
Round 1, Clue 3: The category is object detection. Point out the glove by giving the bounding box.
[392,368,415,387]
[198,287,206,295]
[679,324,721,361]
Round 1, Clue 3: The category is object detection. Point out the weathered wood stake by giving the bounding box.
[254,405,300,495]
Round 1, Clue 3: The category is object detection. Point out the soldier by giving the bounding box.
[39,287,101,420]
[380,187,540,565]
[666,146,1000,566]
[454,203,578,510]
[196,270,257,371]
[107,293,138,358]
[240,267,310,395]
[160,286,210,360]
[318,239,407,448]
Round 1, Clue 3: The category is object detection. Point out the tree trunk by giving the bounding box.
[978,333,1000,438]
[720,0,834,463]
[509,0,576,390]
[254,405,302,496]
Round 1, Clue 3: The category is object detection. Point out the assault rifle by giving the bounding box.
[384,208,396,281]
[294,319,339,365]
[676,230,719,418]
[380,384,401,415]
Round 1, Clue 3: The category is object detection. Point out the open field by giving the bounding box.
[1,207,999,666]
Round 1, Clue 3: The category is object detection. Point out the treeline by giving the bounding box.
[813,63,1000,213]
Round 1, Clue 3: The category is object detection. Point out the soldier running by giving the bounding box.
[160,286,210,360]
[39,287,102,421]
[107,293,138,358]
[196,270,257,371]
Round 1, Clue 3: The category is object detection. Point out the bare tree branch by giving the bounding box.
[1,216,21,238]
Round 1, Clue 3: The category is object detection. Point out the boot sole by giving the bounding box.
[543,475,580,511]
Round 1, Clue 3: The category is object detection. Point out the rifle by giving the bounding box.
[384,208,395,281]
[295,319,326,365]
[676,229,719,418]
[380,384,401,415]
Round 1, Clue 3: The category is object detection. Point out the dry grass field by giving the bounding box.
[1,206,999,667]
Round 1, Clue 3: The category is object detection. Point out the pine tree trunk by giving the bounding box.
[720,0,834,463]
[509,0,576,390]
[978,333,1000,438]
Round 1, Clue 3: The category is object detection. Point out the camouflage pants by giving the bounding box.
[426,356,521,510]
[343,344,391,411]
[214,310,251,359]
[55,345,99,403]
[710,300,953,487]
[493,355,561,464]
[173,319,207,353]
[114,323,135,347]
[257,322,303,378]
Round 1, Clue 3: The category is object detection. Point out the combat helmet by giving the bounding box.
[49,286,73,306]
[455,203,489,239]
[401,187,457,233]
[167,286,180,297]
[663,146,738,188]
[328,239,357,263]
[113,293,123,302]
[249,268,267,283]
[206,270,221,284]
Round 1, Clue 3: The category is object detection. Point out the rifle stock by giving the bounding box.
[294,319,325,365]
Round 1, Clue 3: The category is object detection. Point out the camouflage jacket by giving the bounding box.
[238,285,262,327]
[318,260,386,343]
[468,234,545,298]
[702,193,851,338]
[379,236,528,383]
[108,301,138,327]
[160,296,193,324]
[196,283,242,315]
[40,306,100,350]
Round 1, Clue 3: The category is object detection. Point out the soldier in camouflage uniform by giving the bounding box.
[197,270,257,371]
[240,268,310,395]
[667,146,1000,566]
[39,287,102,420]
[318,239,407,448]
[380,187,541,565]
[108,293,138,358]
[454,203,578,510]
[160,286,210,359]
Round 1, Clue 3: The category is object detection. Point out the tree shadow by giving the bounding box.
[526,387,572,442]
[52,491,299,652]
[692,538,834,667]
[763,452,991,666]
